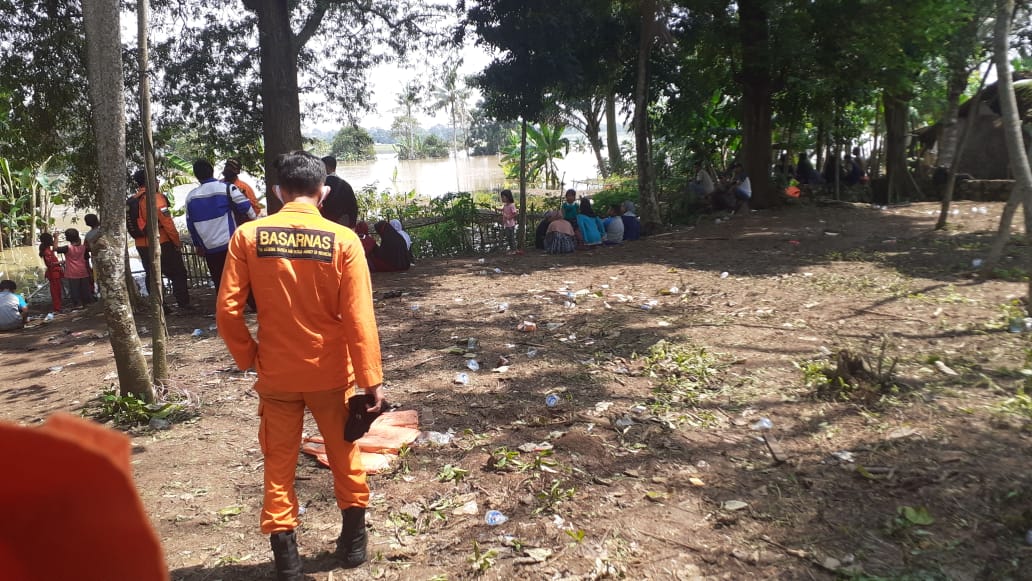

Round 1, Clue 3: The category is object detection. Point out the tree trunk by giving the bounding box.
[634,0,661,232]
[737,0,774,208]
[246,0,305,214]
[138,0,168,384]
[870,102,881,179]
[82,0,154,402]
[937,67,990,230]
[518,119,528,250]
[583,100,609,179]
[606,92,621,174]
[984,0,1032,297]
[815,118,825,177]
[883,91,914,204]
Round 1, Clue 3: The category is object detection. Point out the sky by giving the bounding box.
[304,31,495,133]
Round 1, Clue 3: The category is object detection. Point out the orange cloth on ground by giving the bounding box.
[785,185,801,198]
[301,410,422,474]
[257,389,368,534]
[132,187,182,248]
[233,178,263,214]
[216,201,383,392]
[0,413,168,581]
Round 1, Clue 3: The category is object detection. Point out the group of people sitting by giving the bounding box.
[534,189,641,255]
[355,219,414,272]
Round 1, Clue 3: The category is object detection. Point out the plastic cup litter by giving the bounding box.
[191,329,203,337]
[454,372,470,385]
[751,417,773,431]
[484,510,508,526]
[466,359,480,371]
[545,394,560,408]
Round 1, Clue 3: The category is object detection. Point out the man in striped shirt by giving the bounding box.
[185,159,257,293]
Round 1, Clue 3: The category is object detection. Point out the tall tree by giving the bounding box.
[82,0,155,402]
[735,0,775,208]
[468,0,584,247]
[138,0,169,384]
[633,0,662,230]
[983,0,1032,281]
[155,0,451,212]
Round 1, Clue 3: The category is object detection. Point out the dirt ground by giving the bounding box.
[3,201,1032,581]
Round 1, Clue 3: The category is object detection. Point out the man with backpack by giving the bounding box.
[128,170,192,310]
[185,159,257,293]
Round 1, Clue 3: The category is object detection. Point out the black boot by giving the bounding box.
[335,507,367,568]
[270,530,304,581]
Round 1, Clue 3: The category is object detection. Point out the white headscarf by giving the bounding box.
[390,219,412,249]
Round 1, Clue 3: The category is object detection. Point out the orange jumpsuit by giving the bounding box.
[216,201,383,535]
[230,178,264,216]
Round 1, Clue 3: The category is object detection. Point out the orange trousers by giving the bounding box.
[257,388,368,534]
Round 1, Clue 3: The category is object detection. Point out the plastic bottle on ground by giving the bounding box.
[545,394,560,408]
[485,510,508,526]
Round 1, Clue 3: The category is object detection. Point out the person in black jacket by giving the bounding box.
[534,211,556,249]
[320,156,359,227]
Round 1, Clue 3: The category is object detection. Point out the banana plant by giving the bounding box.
[500,123,570,189]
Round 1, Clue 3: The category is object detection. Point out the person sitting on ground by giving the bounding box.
[389,219,412,250]
[370,221,412,272]
[602,203,625,245]
[621,201,641,241]
[534,211,555,250]
[562,189,579,224]
[0,280,29,331]
[795,152,821,185]
[689,163,716,200]
[729,162,752,214]
[354,221,376,258]
[843,153,863,186]
[576,198,605,247]
[545,213,576,255]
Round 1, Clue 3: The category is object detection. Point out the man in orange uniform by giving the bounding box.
[216,150,384,580]
[130,170,192,309]
[223,157,264,216]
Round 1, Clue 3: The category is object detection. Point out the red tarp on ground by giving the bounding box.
[300,410,421,474]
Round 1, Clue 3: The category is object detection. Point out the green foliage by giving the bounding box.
[500,123,570,189]
[436,464,469,483]
[643,340,721,406]
[331,126,376,162]
[591,178,639,214]
[467,101,516,156]
[467,541,497,575]
[535,479,575,514]
[90,388,187,427]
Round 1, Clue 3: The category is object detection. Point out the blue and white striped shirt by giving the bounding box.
[185,178,256,254]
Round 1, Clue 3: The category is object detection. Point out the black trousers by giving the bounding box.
[138,242,191,307]
[205,250,255,310]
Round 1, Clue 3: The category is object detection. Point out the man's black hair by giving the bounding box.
[132,169,147,187]
[0,280,15,291]
[193,159,215,180]
[84,214,100,227]
[276,151,326,196]
[321,155,338,172]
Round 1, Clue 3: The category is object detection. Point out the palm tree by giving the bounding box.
[500,123,570,189]
[430,64,472,156]
[395,82,423,157]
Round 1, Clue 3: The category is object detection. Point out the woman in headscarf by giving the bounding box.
[354,221,376,258]
[575,198,605,247]
[370,220,412,272]
[389,219,412,249]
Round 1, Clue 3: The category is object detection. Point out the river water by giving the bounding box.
[1,151,601,296]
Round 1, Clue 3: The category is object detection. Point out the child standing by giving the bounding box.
[499,189,517,251]
[38,233,63,313]
[55,229,91,309]
[562,189,579,224]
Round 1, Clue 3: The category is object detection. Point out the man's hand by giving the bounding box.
[364,384,384,413]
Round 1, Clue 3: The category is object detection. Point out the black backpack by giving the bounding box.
[126,195,147,238]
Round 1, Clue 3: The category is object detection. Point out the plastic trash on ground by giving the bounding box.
[484,510,508,526]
